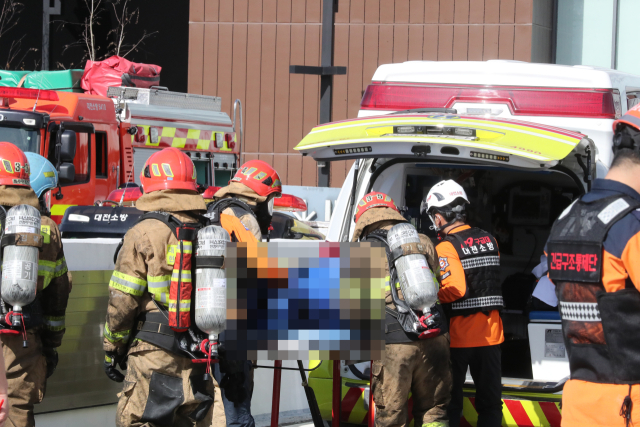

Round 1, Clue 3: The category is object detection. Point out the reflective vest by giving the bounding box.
[443,227,503,317]
[548,195,640,383]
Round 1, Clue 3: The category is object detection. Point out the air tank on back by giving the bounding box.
[195,224,230,353]
[1,205,41,322]
[387,222,437,314]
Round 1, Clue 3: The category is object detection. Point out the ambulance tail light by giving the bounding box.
[360,82,621,119]
[0,87,59,101]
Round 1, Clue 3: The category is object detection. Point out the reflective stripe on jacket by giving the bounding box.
[104,210,257,353]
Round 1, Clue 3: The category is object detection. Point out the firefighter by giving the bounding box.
[0,355,6,426]
[211,159,282,241]
[0,144,70,427]
[103,147,256,427]
[207,159,282,427]
[352,192,451,427]
[24,153,57,215]
[545,104,640,427]
[423,180,504,427]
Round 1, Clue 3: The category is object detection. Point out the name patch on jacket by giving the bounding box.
[40,225,51,244]
[166,244,177,265]
[547,242,601,282]
[460,235,495,255]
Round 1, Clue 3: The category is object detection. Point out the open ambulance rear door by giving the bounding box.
[297,112,588,426]
[294,112,594,242]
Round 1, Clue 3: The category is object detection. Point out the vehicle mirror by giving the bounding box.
[59,130,76,162]
[58,163,75,184]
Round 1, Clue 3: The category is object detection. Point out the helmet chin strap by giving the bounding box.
[429,207,465,237]
[430,214,459,237]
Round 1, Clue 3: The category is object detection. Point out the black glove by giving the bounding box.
[43,347,58,379]
[104,351,127,383]
[426,304,443,327]
[220,371,247,406]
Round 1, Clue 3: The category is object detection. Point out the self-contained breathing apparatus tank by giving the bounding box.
[387,222,438,322]
[195,224,230,379]
[1,204,42,347]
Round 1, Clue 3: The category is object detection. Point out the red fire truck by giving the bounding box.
[0,86,241,223]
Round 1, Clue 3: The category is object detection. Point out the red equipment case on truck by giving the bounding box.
[81,56,161,97]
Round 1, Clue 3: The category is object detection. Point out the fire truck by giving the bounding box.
[0,86,241,223]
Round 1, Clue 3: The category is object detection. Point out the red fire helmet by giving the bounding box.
[354,191,399,223]
[230,159,282,198]
[0,142,30,187]
[140,147,197,193]
[613,103,640,132]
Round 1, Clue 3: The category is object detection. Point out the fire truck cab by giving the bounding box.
[0,87,127,223]
[0,85,241,223]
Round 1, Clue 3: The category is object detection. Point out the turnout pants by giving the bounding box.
[448,345,502,427]
[116,346,216,427]
[2,331,47,427]
[371,335,452,427]
[211,360,255,427]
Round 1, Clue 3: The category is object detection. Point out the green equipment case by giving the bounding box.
[0,69,84,92]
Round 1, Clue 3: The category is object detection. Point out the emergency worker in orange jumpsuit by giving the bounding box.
[546,104,640,427]
[423,180,504,427]
[211,159,282,242]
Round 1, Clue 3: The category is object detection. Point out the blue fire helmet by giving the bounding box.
[25,152,58,198]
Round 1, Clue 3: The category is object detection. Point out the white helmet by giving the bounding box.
[421,180,469,231]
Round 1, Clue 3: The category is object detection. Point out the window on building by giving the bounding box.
[556,0,640,76]
[95,132,108,178]
[615,0,640,74]
[556,0,615,68]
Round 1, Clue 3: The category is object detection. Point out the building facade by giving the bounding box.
[188,0,556,187]
[556,0,637,73]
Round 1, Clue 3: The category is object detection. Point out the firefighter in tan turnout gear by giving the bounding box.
[104,147,255,427]
[212,159,282,242]
[0,144,70,427]
[352,192,451,427]
[208,159,283,427]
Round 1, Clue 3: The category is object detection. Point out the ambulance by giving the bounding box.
[299,61,640,427]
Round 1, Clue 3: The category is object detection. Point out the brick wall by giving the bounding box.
[189,0,552,187]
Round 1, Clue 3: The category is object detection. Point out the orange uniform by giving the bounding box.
[436,225,504,348]
[549,179,640,427]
